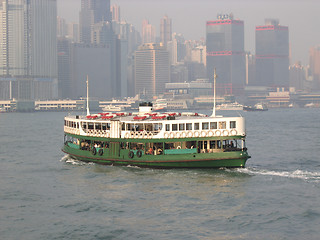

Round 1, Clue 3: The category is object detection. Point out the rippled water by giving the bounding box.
[1,109,320,240]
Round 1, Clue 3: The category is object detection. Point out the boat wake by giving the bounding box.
[60,155,94,166]
[232,167,320,182]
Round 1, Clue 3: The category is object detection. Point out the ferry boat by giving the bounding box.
[243,103,268,111]
[62,73,250,168]
[216,102,243,111]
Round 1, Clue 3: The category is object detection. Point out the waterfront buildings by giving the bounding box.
[206,14,246,95]
[255,19,289,87]
[134,43,170,97]
[0,0,57,100]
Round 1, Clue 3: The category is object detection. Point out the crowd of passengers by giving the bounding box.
[77,139,242,154]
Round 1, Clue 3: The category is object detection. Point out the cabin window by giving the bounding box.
[88,123,94,130]
[219,121,226,129]
[121,124,125,131]
[230,121,236,129]
[102,124,107,130]
[82,122,87,130]
[166,124,170,131]
[186,123,192,130]
[202,122,209,130]
[194,123,199,130]
[127,123,131,131]
[210,122,217,129]
[179,123,185,131]
[64,120,66,126]
[95,123,102,130]
[153,123,162,131]
[172,124,178,131]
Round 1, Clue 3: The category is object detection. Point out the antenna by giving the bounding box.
[211,68,217,117]
[86,75,90,116]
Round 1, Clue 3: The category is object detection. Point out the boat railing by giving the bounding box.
[64,126,81,135]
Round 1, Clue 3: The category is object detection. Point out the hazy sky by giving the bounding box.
[57,0,320,65]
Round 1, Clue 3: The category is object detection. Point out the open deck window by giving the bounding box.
[172,124,178,131]
[219,121,226,129]
[230,121,236,129]
[210,122,217,129]
[179,123,185,131]
[202,122,209,130]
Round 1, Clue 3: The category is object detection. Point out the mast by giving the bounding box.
[211,68,217,117]
[86,75,90,116]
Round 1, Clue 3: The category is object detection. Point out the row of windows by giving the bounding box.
[65,120,79,129]
[66,120,237,132]
[165,121,236,131]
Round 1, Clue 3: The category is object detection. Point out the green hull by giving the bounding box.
[62,144,249,168]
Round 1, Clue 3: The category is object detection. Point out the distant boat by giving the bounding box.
[102,105,124,112]
[153,99,167,112]
[0,107,6,113]
[216,102,243,111]
[243,103,268,111]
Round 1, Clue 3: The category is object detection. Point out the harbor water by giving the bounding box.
[1,109,320,240]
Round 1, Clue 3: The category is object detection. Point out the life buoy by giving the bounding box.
[181,131,187,138]
[230,129,237,136]
[137,150,142,158]
[208,130,214,137]
[222,130,229,136]
[125,132,130,138]
[98,148,103,156]
[176,132,181,138]
[170,132,175,138]
[164,132,169,138]
[215,130,221,136]
[201,131,207,137]
[92,147,97,155]
[194,131,200,137]
[148,132,153,139]
[176,146,181,149]
[187,131,193,138]
[128,151,134,158]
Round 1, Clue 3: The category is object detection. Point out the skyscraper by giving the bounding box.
[206,14,245,95]
[134,43,170,97]
[0,0,57,100]
[160,15,172,47]
[142,19,155,44]
[255,19,289,87]
[111,4,120,22]
[79,0,111,44]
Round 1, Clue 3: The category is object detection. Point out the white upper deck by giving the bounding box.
[64,111,246,139]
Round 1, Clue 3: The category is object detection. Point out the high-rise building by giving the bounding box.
[255,19,289,87]
[0,0,57,100]
[309,46,320,90]
[79,0,111,44]
[160,15,172,47]
[206,14,245,95]
[142,19,155,44]
[111,4,120,22]
[134,43,170,97]
[57,37,71,99]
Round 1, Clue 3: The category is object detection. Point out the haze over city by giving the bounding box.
[58,0,320,64]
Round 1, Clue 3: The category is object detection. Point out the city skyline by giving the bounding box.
[57,0,320,65]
